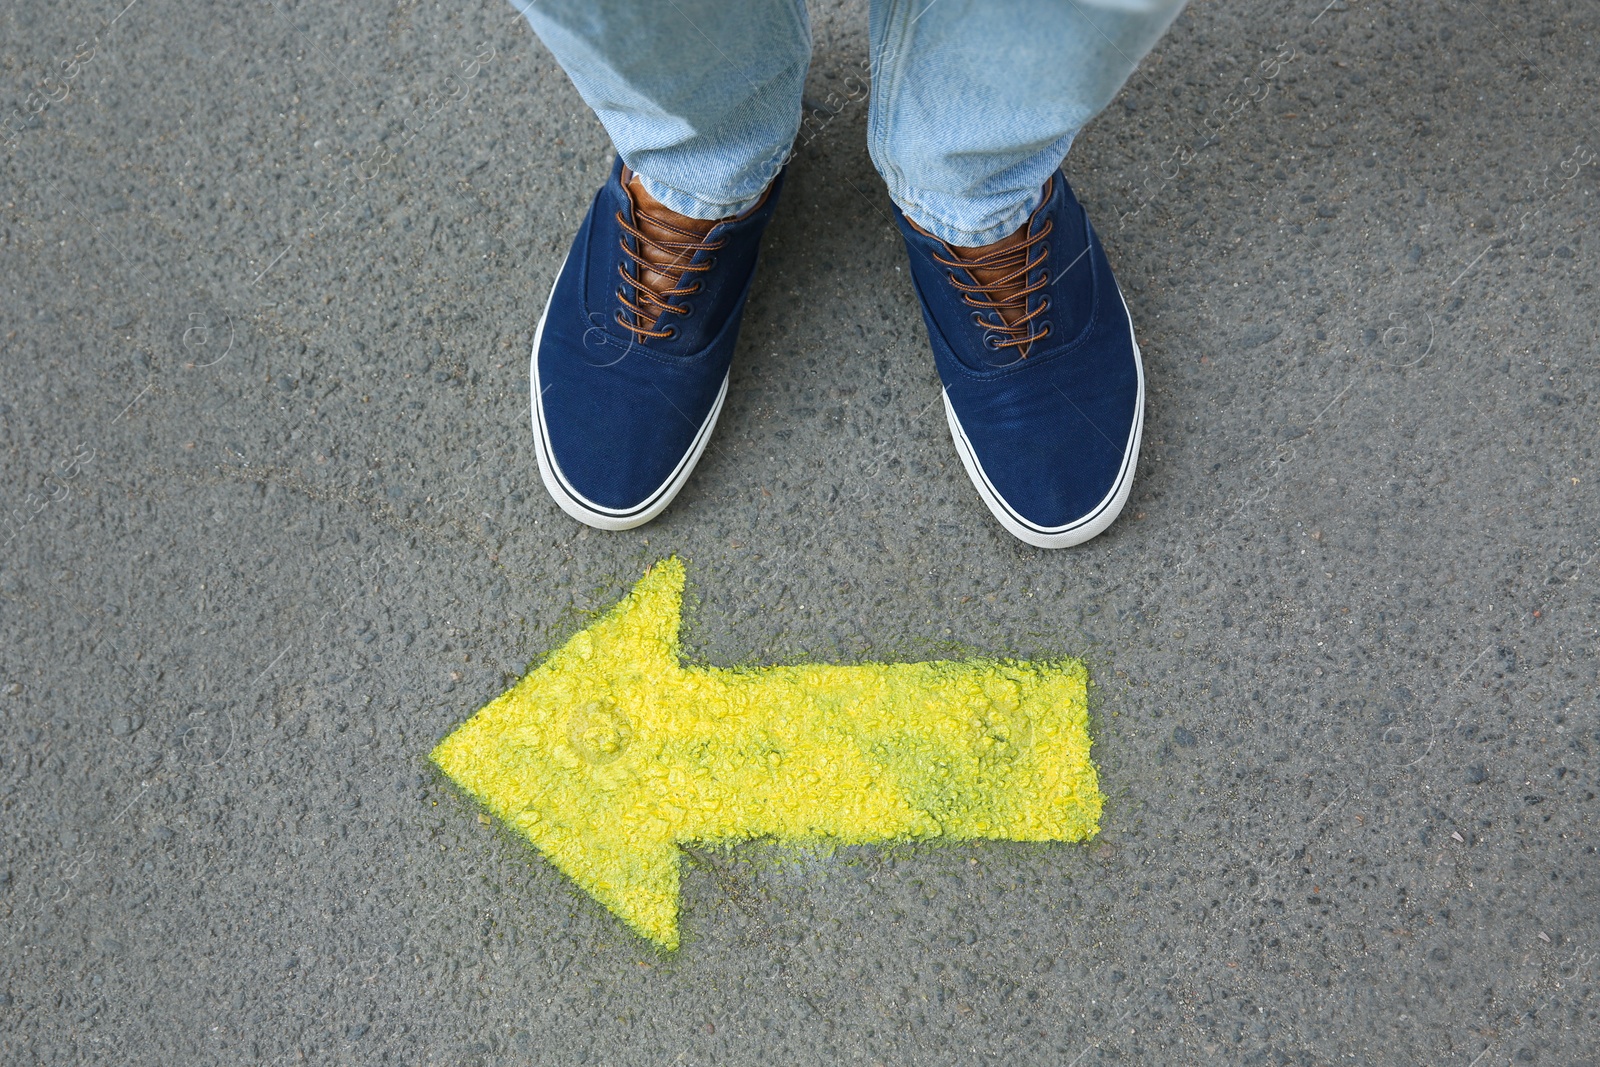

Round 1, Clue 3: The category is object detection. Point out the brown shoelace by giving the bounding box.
[933,215,1054,356]
[614,179,726,342]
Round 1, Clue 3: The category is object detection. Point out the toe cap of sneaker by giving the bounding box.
[948,368,1139,531]
[536,342,725,514]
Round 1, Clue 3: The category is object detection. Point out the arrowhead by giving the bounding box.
[431,558,691,948]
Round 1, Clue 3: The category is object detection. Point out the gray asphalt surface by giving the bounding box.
[3,0,1598,1064]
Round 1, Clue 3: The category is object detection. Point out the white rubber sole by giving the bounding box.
[944,289,1145,549]
[529,262,728,532]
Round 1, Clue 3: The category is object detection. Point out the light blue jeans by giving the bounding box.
[511,0,1186,246]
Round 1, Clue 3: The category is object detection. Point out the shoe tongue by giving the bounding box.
[946,223,1039,331]
[623,173,719,331]
[940,182,1093,354]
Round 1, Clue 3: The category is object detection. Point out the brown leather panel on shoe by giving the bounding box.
[615,171,725,338]
[613,171,778,341]
[912,179,1056,357]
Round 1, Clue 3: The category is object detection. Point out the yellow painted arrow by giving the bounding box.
[431,558,1100,949]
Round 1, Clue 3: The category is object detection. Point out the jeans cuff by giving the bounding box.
[631,171,770,222]
[888,184,1048,247]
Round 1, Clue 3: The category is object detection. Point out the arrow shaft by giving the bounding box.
[620,659,1093,844]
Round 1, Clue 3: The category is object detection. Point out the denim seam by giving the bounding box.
[867,0,916,215]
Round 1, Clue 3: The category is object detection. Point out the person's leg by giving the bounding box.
[511,0,810,219]
[868,0,1186,244]
[515,0,807,531]
[873,0,1186,549]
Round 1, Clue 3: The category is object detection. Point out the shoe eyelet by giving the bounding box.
[983,335,1000,350]
[664,327,677,339]
[970,312,985,327]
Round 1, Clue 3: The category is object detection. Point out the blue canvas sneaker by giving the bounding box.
[893,174,1144,548]
[532,157,782,530]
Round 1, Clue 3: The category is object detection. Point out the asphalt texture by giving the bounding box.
[3,0,1598,1064]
